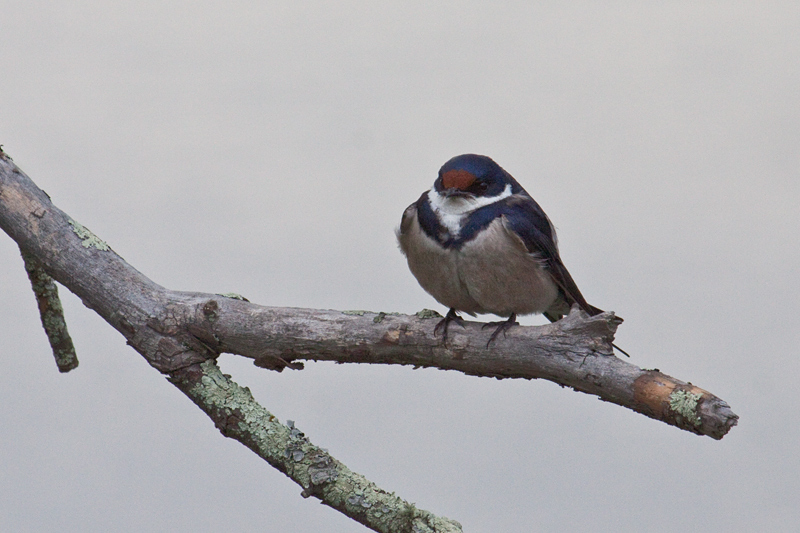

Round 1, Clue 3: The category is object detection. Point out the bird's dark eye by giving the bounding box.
[479,182,489,191]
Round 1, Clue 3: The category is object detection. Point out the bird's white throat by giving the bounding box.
[427,184,512,238]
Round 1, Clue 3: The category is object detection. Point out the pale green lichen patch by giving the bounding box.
[191,360,288,461]
[411,506,463,533]
[20,251,78,372]
[416,309,443,319]
[669,390,703,426]
[68,217,109,251]
[373,312,401,323]
[187,360,462,532]
[342,310,369,316]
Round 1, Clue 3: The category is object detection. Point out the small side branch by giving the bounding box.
[20,249,78,372]
[169,359,462,533]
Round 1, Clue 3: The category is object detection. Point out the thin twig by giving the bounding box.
[20,249,78,372]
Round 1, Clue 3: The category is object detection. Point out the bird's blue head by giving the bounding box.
[434,154,524,199]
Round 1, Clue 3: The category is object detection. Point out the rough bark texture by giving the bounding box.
[0,152,738,531]
[169,360,462,533]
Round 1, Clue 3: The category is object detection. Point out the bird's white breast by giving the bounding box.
[398,204,559,317]
[456,218,559,317]
[397,206,483,314]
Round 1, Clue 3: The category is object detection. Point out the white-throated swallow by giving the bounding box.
[397,153,625,352]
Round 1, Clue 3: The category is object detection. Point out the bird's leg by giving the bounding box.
[433,308,466,347]
[482,313,519,347]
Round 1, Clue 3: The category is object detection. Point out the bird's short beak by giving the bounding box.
[443,188,471,199]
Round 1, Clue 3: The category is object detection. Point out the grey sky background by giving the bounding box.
[1,2,798,532]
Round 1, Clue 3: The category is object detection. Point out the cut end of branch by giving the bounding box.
[633,370,738,439]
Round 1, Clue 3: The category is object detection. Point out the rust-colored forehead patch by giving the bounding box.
[441,169,476,190]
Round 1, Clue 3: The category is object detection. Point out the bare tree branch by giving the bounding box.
[182,301,737,439]
[20,248,78,372]
[169,360,462,533]
[0,152,463,532]
[0,153,737,530]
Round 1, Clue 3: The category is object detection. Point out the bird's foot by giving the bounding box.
[434,308,466,347]
[482,313,519,347]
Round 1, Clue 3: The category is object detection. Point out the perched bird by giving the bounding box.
[397,153,624,350]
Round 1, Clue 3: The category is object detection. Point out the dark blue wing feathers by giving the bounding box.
[496,196,603,317]
[497,195,557,257]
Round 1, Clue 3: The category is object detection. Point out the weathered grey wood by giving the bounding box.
[0,151,738,530]
[0,152,463,533]
[181,297,736,439]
